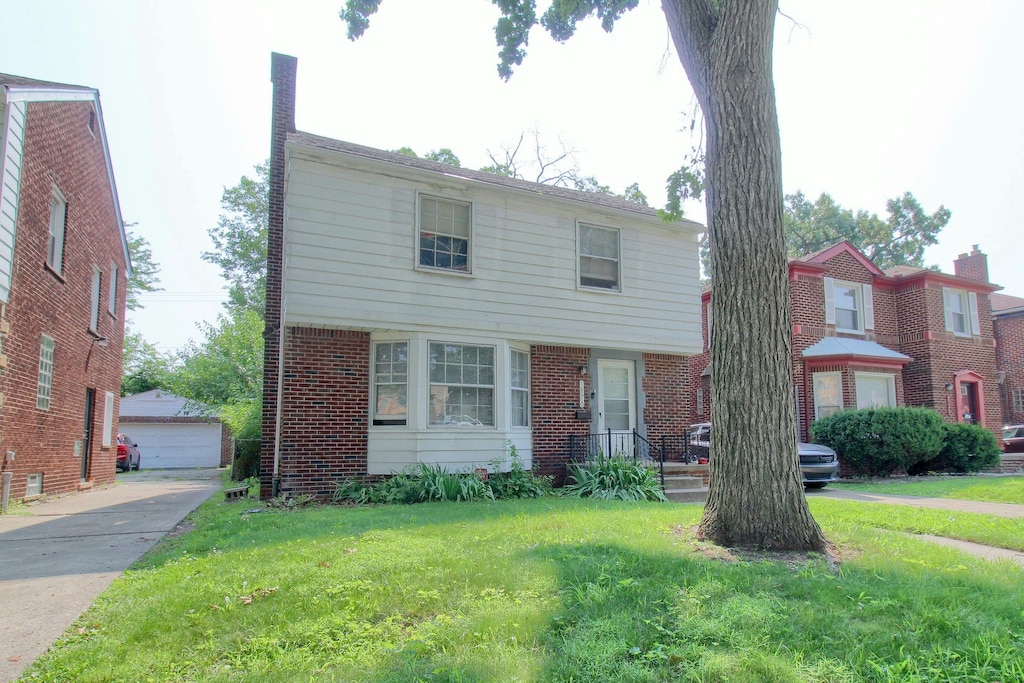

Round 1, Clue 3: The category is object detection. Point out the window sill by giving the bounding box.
[577,284,622,295]
[415,265,473,278]
[43,261,66,284]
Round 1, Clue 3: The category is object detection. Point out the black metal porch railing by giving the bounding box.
[567,429,709,490]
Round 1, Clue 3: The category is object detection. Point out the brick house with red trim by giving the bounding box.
[0,74,130,502]
[993,291,1024,427]
[689,242,1003,441]
[260,54,704,499]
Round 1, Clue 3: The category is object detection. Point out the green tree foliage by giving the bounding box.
[203,162,269,318]
[121,330,174,396]
[785,191,950,270]
[125,227,161,312]
[171,309,264,410]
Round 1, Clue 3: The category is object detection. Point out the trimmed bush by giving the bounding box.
[812,407,944,477]
[563,455,667,501]
[911,423,1002,474]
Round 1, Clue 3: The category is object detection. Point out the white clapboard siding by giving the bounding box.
[0,101,27,302]
[283,154,703,355]
[367,430,532,476]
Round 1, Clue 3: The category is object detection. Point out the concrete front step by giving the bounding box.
[662,475,704,490]
[665,487,708,503]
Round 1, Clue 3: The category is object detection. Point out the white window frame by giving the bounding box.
[47,188,67,274]
[108,261,118,315]
[37,335,55,410]
[705,300,713,350]
[510,348,530,428]
[372,341,409,426]
[417,194,472,274]
[855,372,897,409]
[428,342,495,427]
[577,223,621,292]
[1013,388,1024,414]
[812,372,843,420]
[90,265,101,332]
[824,277,873,334]
[942,287,980,337]
[102,391,115,447]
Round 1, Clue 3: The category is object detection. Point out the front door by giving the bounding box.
[960,382,978,424]
[82,388,95,481]
[596,359,637,456]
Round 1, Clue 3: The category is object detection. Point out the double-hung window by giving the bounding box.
[578,223,620,291]
[510,349,530,427]
[824,277,873,334]
[855,372,896,409]
[942,287,980,337]
[419,195,471,273]
[812,372,842,420]
[373,342,408,425]
[90,266,102,332]
[47,190,67,274]
[1013,388,1024,414]
[37,335,55,410]
[428,343,494,426]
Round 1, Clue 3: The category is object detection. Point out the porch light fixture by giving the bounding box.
[578,365,588,375]
[85,336,110,369]
[945,382,954,391]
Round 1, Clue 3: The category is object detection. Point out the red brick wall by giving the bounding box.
[642,353,688,443]
[530,346,590,484]
[0,99,126,500]
[995,313,1024,425]
[273,327,370,498]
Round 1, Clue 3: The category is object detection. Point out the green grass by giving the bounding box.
[832,474,1024,504]
[22,495,1024,683]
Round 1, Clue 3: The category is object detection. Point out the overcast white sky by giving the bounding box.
[3,1,1022,354]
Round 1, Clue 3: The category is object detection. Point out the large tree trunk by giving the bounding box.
[662,0,827,550]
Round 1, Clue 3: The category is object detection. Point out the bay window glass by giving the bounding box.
[373,342,408,425]
[429,343,494,426]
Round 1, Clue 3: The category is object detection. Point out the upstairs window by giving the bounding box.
[373,341,408,426]
[942,287,980,337]
[824,277,873,334]
[108,261,118,315]
[37,335,54,410]
[90,266,101,332]
[47,190,67,274]
[578,224,620,291]
[419,195,471,273]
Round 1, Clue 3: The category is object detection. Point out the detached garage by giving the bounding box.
[119,390,231,469]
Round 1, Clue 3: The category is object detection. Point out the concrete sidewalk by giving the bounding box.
[0,468,222,683]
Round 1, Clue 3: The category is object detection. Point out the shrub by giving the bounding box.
[812,407,944,477]
[418,463,494,502]
[910,423,1002,474]
[489,444,553,499]
[563,455,667,502]
[333,465,495,505]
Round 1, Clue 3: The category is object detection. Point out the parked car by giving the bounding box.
[116,433,141,472]
[1002,425,1024,453]
[688,422,840,488]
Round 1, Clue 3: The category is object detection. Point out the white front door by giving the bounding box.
[596,359,637,456]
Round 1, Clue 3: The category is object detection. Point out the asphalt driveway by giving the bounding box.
[0,468,222,683]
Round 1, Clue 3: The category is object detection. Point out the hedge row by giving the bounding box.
[811,407,1001,477]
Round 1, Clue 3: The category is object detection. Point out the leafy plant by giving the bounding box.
[911,423,1002,474]
[563,455,667,502]
[418,463,494,502]
[489,442,552,499]
[812,407,944,476]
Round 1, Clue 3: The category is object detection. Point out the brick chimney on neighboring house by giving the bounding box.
[953,245,989,282]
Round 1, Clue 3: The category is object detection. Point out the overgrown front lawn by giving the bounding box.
[24,496,1024,682]
[832,474,1024,504]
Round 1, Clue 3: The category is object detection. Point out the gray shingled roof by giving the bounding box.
[288,130,704,228]
[992,292,1024,314]
[0,73,93,91]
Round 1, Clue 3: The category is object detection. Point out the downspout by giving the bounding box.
[272,298,286,497]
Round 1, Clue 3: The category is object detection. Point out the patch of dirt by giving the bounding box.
[672,524,855,572]
[165,520,196,539]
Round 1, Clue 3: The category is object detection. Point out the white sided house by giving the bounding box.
[261,54,704,498]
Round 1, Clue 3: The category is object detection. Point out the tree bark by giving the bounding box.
[662,0,827,551]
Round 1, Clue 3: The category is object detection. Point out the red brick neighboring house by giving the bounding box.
[993,291,1024,427]
[0,74,130,502]
[689,242,1002,441]
[260,54,704,499]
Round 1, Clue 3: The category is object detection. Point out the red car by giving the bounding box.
[1002,425,1024,453]
[116,433,141,472]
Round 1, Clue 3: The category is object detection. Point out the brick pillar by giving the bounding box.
[953,245,989,283]
[261,53,297,499]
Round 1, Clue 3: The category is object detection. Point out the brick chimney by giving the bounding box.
[953,245,989,282]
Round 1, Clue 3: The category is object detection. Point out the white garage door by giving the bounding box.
[122,423,222,469]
